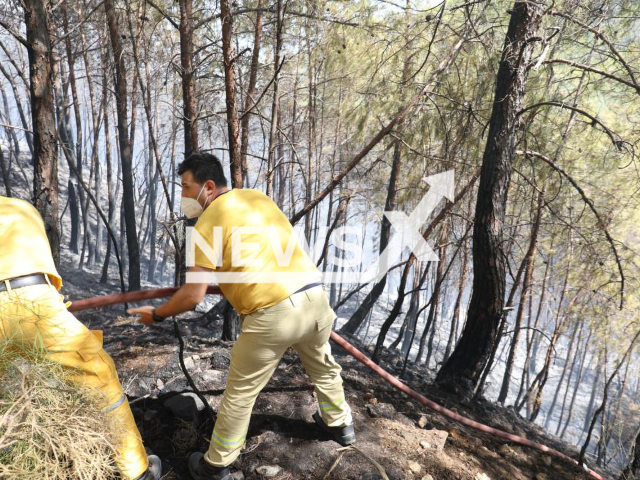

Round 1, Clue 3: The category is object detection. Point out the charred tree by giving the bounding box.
[220,0,242,188]
[23,0,60,266]
[105,0,141,291]
[497,190,543,404]
[239,0,264,186]
[178,0,198,156]
[435,1,544,397]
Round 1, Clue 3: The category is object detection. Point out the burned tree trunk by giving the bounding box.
[105,0,141,291]
[435,1,544,397]
[23,0,59,266]
[497,190,543,404]
[621,428,640,480]
[220,0,242,188]
[239,0,264,186]
[340,139,401,335]
[179,0,198,156]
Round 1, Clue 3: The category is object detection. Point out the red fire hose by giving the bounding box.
[70,287,605,480]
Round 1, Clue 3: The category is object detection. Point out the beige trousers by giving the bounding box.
[205,284,352,467]
[0,282,148,480]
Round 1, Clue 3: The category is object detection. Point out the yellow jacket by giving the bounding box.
[0,196,62,290]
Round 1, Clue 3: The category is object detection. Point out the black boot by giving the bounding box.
[188,452,232,480]
[133,455,162,480]
[313,411,356,446]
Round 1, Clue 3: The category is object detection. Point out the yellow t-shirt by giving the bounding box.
[193,189,321,314]
[0,196,63,290]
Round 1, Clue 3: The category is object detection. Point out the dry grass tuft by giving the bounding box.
[0,341,120,480]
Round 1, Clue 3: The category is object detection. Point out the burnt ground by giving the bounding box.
[60,256,610,480]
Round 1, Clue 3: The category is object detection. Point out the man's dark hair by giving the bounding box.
[177,152,228,187]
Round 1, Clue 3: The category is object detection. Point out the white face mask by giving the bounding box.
[180,184,210,218]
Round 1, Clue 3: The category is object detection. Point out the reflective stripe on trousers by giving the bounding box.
[205,285,352,467]
[0,283,148,480]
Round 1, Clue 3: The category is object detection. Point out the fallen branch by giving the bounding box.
[322,449,347,480]
[336,445,390,480]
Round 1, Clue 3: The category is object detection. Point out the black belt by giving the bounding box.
[0,274,49,292]
[294,281,323,294]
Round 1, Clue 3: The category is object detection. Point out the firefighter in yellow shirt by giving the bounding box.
[0,195,161,480]
[128,152,355,480]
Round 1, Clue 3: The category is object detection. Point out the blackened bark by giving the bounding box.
[240,0,263,186]
[436,1,544,396]
[583,350,603,433]
[497,190,543,404]
[544,320,580,426]
[418,228,448,364]
[0,61,33,155]
[340,139,401,335]
[24,0,60,267]
[179,0,198,156]
[148,169,158,282]
[105,0,141,290]
[443,241,468,363]
[559,329,592,439]
[68,178,79,252]
[101,42,116,285]
[372,256,414,363]
[621,428,640,479]
[371,171,479,362]
[220,0,242,188]
[0,147,11,196]
[266,0,283,198]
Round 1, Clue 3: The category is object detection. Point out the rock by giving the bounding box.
[163,392,205,420]
[368,397,378,405]
[534,473,548,480]
[421,475,434,480]
[405,401,415,411]
[498,443,515,457]
[210,351,230,369]
[183,357,196,371]
[541,455,552,466]
[420,429,448,454]
[417,415,428,429]
[408,461,421,474]
[156,378,164,390]
[475,473,491,480]
[200,369,224,385]
[138,378,149,391]
[192,354,200,361]
[231,471,245,480]
[366,403,397,419]
[255,465,281,477]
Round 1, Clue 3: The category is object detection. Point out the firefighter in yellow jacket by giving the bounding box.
[0,195,161,480]
[128,152,355,480]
